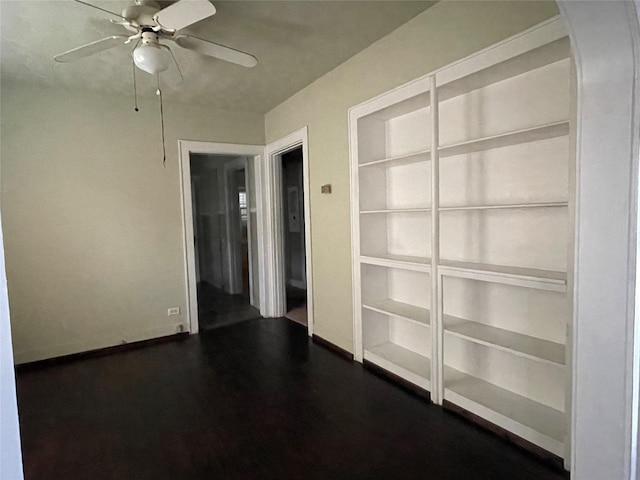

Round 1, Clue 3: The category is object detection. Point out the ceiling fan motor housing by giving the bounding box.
[140,29,161,45]
[122,2,162,33]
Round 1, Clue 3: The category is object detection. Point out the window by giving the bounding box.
[238,190,247,223]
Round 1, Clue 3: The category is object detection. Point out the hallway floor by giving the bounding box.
[285,285,307,326]
[16,318,566,480]
[197,282,261,331]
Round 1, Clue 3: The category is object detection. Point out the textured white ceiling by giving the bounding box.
[0,0,435,113]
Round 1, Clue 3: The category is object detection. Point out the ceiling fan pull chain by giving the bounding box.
[131,39,141,112]
[156,75,167,167]
[132,60,139,112]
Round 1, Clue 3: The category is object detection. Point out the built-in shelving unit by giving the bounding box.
[350,16,573,468]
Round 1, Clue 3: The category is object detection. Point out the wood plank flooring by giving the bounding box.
[16,318,567,480]
[197,282,261,331]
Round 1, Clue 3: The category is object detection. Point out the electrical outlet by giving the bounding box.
[167,307,180,316]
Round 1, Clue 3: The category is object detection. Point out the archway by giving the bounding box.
[559,2,640,477]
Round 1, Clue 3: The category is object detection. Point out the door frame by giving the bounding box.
[223,157,252,298]
[190,178,201,284]
[179,141,264,334]
[263,127,314,335]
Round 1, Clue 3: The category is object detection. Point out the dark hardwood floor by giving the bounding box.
[197,282,261,331]
[16,318,566,480]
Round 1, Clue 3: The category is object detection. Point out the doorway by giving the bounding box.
[261,127,314,334]
[189,153,261,331]
[281,146,307,326]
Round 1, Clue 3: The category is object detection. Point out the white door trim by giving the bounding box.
[179,141,264,334]
[223,157,249,296]
[263,127,314,336]
[190,178,201,284]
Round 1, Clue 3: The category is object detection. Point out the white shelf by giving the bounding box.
[361,208,431,214]
[365,342,431,390]
[438,121,569,159]
[359,149,431,168]
[364,92,430,120]
[439,260,566,292]
[444,367,564,455]
[437,37,570,102]
[439,202,567,212]
[363,299,430,327]
[443,315,564,366]
[361,254,431,272]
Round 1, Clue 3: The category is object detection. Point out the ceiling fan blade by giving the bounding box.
[154,0,216,32]
[174,35,257,68]
[54,36,128,63]
[74,0,127,20]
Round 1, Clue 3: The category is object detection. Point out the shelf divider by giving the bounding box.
[430,74,444,405]
[361,254,431,272]
[365,343,431,391]
[444,366,564,456]
[439,260,566,292]
[439,202,567,212]
[359,148,431,169]
[363,299,430,326]
[443,315,565,365]
[361,208,432,214]
[437,37,570,102]
[439,121,569,158]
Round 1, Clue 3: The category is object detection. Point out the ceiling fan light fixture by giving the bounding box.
[133,41,170,75]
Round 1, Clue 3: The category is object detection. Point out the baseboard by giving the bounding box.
[363,359,431,402]
[312,334,353,362]
[15,333,189,372]
[13,322,188,364]
[442,400,568,474]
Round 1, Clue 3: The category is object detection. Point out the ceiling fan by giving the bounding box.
[54,0,258,79]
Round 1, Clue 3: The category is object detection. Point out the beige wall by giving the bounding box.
[265,1,559,352]
[1,83,264,363]
[1,1,560,363]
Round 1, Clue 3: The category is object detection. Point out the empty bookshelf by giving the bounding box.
[350,16,573,468]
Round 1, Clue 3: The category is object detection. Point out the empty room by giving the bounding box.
[1,1,639,479]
